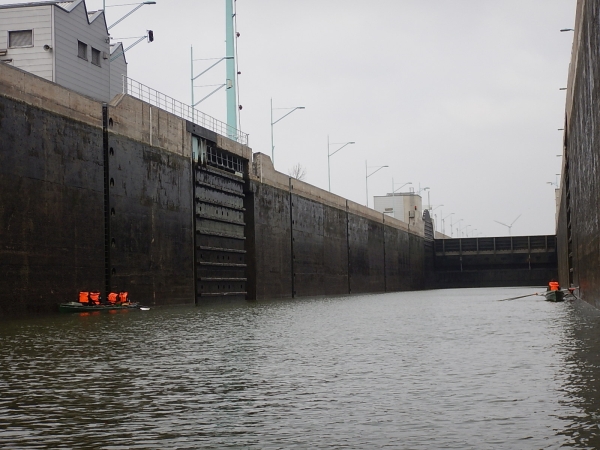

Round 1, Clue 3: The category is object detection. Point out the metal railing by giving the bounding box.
[122,76,248,146]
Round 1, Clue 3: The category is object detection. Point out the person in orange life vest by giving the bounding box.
[89,291,101,305]
[79,291,90,305]
[548,280,560,291]
[107,292,118,305]
[118,291,129,304]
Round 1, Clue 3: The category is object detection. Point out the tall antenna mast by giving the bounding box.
[225,0,237,138]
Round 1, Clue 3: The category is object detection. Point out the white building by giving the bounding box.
[0,0,127,102]
[373,191,426,233]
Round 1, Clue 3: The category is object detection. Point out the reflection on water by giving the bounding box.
[2,288,600,448]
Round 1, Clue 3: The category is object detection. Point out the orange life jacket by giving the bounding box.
[549,281,560,291]
[107,292,118,304]
[118,292,128,303]
[89,292,101,305]
[79,291,89,304]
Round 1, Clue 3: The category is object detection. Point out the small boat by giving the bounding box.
[544,290,565,302]
[58,301,145,313]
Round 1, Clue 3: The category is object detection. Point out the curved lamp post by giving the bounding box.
[328,137,355,192]
[271,100,305,166]
[455,219,463,239]
[365,161,388,208]
[106,1,156,30]
[442,212,454,237]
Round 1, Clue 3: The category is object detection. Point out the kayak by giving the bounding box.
[58,302,147,313]
[544,290,565,302]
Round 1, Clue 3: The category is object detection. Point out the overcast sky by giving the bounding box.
[3,0,577,237]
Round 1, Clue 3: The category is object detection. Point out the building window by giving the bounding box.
[91,47,101,66]
[77,40,87,60]
[8,30,33,48]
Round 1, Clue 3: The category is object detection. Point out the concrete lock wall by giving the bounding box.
[0,63,196,316]
[247,154,426,300]
[557,0,600,308]
[0,88,105,316]
[0,62,427,317]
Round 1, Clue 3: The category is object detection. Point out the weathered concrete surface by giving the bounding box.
[246,153,426,300]
[557,0,600,307]
[107,133,194,306]
[246,180,293,300]
[292,193,349,297]
[0,63,197,316]
[0,62,102,127]
[0,94,105,316]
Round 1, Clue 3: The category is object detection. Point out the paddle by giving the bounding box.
[498,292,542,301]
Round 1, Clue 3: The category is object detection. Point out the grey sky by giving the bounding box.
[2,0,576,236]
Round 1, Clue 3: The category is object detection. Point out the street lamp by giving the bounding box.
[392,180,412,194]
[328,136,355,192]
[560,28,574,32]
[106,1,156,30]
[190,54,234,112]
[365,161,388,208]
[455,219,463,239]
[271,99,305,166]
[442,212,454,237]
[388,179,412,220]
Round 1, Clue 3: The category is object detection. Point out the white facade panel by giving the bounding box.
[0,6,53,80]
[109,46,127,100]
[373,194,406,221]
[53,1,110,101]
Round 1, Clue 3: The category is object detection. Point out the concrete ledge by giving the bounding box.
[0,62,102,128]
[250,152,423,237]
[384,213,411,233]
[250,153,291,191]
[216,134,252,161]
[290,178,347,210]
[347,200,384,224]
[108,94,190,157]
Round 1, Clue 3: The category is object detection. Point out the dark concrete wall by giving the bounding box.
[107,133,194,306]
[0,94,195,317]
[348,215,385,294]
[558,0,600,308]
[246,181,293,300]
[434,236,558,289]
[246,179,425,300]
[0,95,105,316]
[292,193,349,297]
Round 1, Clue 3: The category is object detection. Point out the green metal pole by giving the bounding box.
[225,0,237,139]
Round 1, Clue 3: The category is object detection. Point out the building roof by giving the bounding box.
[0,0,106,28]
[0,1,75,10]
[110,42,127,64]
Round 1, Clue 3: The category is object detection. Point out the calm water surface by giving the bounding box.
[2,287,600,449]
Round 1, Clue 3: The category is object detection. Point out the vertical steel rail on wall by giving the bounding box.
[102,104,111,295]
[382,214,387,292]
[191,137,198,305]
[346,200,351,294]
[289,179,295,298]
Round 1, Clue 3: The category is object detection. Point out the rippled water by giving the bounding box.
[2,287,600,448]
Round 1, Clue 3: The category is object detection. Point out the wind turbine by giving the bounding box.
[494,214,521,236]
